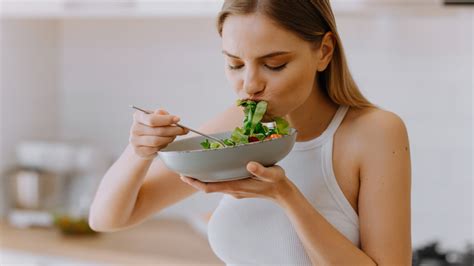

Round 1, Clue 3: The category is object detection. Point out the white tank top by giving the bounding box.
[207,105,359,265]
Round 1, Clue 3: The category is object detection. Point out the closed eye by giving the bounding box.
[228,63,288,71]
[266,63,287,71]
[228,64,244,70]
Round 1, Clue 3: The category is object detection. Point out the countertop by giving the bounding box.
[0,217,223,265]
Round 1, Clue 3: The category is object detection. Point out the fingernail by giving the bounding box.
[248,163,257,172]
[173,117,180,123]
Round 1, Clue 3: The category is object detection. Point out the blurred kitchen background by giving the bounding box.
[0,0,472,265]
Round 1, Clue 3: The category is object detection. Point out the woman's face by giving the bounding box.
[221,13,321,121]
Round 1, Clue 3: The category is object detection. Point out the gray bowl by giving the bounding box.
[158,128,297,182]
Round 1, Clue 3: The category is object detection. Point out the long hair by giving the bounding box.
[216,0,373,108]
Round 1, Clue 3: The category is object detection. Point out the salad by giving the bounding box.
[200,99,290,150]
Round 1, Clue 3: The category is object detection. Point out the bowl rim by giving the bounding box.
[159,128,298,154]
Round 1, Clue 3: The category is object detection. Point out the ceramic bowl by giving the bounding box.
[158,128,297,182]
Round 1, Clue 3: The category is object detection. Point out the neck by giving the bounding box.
[284,87,339,142]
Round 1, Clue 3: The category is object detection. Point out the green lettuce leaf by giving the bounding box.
[200,100,290,149]
[230,127,249,144]
[250,101,267,135]
[200,139,211,149]
[274,117,290,135]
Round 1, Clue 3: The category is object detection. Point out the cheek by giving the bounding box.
[294,65,316,97]
[275,67,314,97]
[268,68,315,113]
[224,69,241,92]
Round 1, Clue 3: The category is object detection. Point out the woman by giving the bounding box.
[89,0,412,264]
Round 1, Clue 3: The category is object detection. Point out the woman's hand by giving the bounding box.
[129,108,189,160]
[180,161,294,203]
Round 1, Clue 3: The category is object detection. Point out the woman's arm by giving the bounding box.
[358,111,412,264]
[90,105,244,232]
[276,110,411,265]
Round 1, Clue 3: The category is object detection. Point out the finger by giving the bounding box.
[133,123,188,137]
[246,161,281,182]
[181,176,231,194]
[181,175,260,194]
[133,135,175,148]
[228,191,264,199]
[135,111,179,127]
[180,176,209,191]
[228,192,250,200]
[154,109,169,115]
[218,177,261,193]
[180,175,262,199]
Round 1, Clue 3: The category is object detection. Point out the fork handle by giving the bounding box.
[176,123,227,146]
[130,105,227,146]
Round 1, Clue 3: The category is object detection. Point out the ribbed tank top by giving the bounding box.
[207,105,359,265]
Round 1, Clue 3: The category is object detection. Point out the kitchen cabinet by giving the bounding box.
[0,0,460,18]
[1,0,224,18]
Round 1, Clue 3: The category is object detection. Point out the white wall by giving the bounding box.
[59,18,231,222]
[0,19,60,172]
[59,18,233,156]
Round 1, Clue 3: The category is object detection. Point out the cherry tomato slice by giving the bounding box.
[248,136,259,142]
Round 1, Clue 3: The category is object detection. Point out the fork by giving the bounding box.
[129,105,228,147]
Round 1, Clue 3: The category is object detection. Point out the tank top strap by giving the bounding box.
[292,105,350,151]
[325,105,349,137]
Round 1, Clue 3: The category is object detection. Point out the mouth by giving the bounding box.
[242,97,264,103]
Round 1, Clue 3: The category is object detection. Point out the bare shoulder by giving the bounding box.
[345,107,408,141]
[342,106,410,160]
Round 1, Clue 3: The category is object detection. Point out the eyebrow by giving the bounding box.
[222,50,292,60]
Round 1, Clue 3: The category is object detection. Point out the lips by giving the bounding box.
[241,97,265,102]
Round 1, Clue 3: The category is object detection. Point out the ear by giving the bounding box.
[314,32,336,72]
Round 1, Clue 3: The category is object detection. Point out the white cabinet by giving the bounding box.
[0,0,455,18]
[1,0,224,18]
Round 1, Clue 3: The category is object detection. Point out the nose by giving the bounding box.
[242,65,265,96]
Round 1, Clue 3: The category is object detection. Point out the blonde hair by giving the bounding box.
[217,0,373,108]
